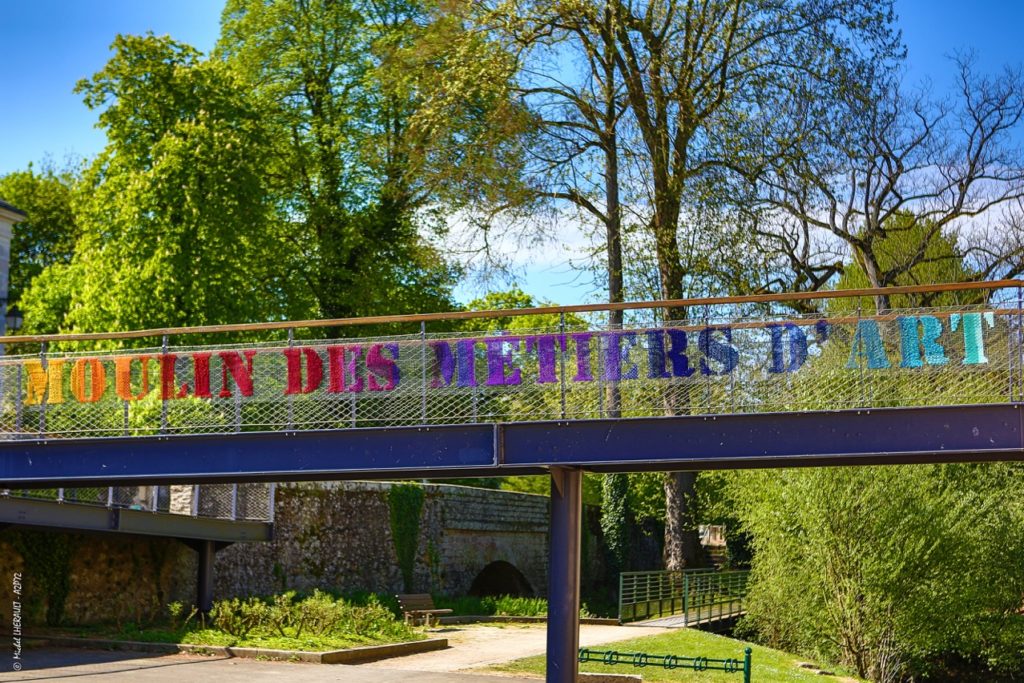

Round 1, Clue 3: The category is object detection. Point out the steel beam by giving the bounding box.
[546,467,582,683]
[501,403,1024,469]
[197,539,216,614]
[0,497,271,542]
[0,404,1021,487]
[0,423,499,486]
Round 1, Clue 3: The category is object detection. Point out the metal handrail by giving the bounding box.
[0,280,1017,345]
[619,568,750,625]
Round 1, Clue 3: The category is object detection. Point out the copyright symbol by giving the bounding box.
[13,662,22,671]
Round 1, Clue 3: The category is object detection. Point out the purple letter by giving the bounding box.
[485,337,522,386]
[526,334,566,383]
[571,333,594,382]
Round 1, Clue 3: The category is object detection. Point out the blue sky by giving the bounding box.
[0,0,1022,304]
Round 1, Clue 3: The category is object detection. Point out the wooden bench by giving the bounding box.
[396,593,453,627]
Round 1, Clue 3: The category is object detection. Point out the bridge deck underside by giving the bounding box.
[0,403,1020,487]
[0,495,272,542]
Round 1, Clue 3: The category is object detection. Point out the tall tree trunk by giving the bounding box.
[599,3,632,585]
[653,193,706,570]
[855,243,891,312]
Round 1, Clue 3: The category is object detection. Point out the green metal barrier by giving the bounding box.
[618,568,750,624]
[579,647,752,682]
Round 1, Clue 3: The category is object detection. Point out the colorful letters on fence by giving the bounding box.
[15,312,1000,407]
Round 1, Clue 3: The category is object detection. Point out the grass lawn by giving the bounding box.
[487,628,863,682]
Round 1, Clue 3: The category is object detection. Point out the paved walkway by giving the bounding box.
[361,622,673,673]
[8,623,671,681]
[5,647,534,682]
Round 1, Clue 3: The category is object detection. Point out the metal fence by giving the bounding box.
[579,647,752,683]
[0,284,1020,441]
[619,569,750,625]
[1,483,274,521]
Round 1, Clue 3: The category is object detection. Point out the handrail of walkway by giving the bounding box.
[0,279,1018,345]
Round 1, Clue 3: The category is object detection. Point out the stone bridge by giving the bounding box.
[212,482,555,600]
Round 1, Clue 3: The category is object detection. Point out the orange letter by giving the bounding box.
[70,358,107,403]
[115,355,153,400]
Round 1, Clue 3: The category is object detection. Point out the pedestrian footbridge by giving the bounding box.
[0,280,1022,682]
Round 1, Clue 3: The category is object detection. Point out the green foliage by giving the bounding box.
[491,626,861,682]
[217,0,462,325]
[435,594,548,617]
[728,463,1024,681]
[10,530,75,626]
[0,161,81,307]
[388,482,425,592]
[831,215,982,313]
[459,288,586,333]
[21,34,309,340]
[64,591,420,651]
[498,473,603,507]
[600,473,631,578]
[433,594,598,619]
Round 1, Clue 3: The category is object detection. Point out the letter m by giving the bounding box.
[24,359,66,405]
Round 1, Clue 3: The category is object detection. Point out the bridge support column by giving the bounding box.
[197,539,216,614]
[547,466,582,683]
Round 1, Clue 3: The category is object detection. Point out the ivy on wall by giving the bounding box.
[388,483,425,592]
[10,530,75,626]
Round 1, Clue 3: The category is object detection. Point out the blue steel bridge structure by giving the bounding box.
[1,279,1023,682]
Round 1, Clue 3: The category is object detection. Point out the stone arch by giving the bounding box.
[469,560,534,597]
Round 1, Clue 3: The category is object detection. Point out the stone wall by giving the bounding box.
[0,481,595,627]
[0,528,194,628]
[212,482,552,599]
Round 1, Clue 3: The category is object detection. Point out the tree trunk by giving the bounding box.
[652,195,706,570]
[855,244,890,312]
[663,471,704,570]
[599,4,632,585]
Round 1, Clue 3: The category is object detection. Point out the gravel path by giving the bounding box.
[359,622,674,673]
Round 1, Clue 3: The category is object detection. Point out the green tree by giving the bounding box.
[217,0,488,322]
[21,34,309,339]
[0,162,81,308]
[759,57,1024,311]
[730,463,1024,681]
[830,215,982,313]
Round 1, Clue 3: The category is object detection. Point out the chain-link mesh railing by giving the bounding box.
[0,294,1019,440]
[0,483,273,521]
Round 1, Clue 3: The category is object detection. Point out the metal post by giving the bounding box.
[420,321,428,424]
[197,539,216,614]
[191,484,200,517]
[287,329,295,430]
[856,304,866,407]
[268,483,276,523]
[546,466,582,683]
[617,571,624,622]
[106,486,114,508]
[683,571,689,627]
[559,312,567,419]
[38,342,47,435]
[230,483,239,520]
[150,486,158,512]
[14,363,22,436]
[160,335,169,433]
[1011,286,1019,403]
[56,488,64,503]
[744,647,752,683]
